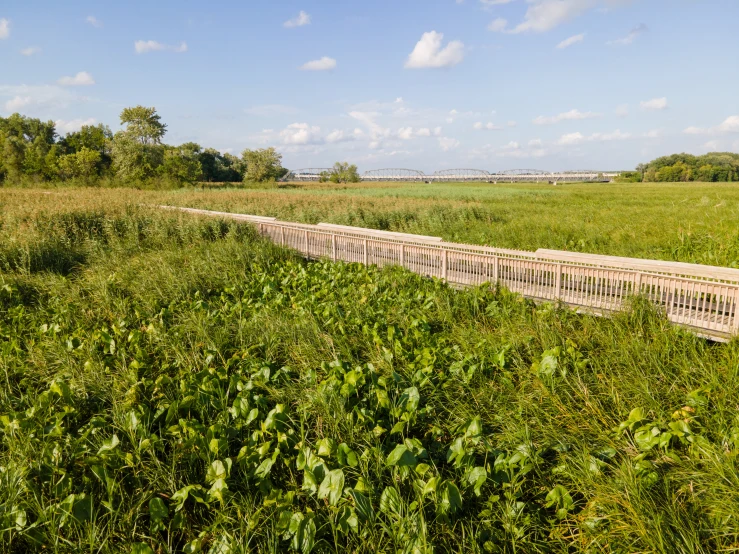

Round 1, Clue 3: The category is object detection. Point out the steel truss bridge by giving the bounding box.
[284,168,621,183]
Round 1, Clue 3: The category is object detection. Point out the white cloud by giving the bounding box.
[703,140,721,151]
[529,138,543,146]
[86,16,102,28]
[557,129,631,145]
[684,116,739,136]
[416,127,431,137]
[615,104,629,117]
[300,57,337,71]
[20,46,41,56]
[507,120,517,127]
[640,97,667,111]
[349,111,392,142]
[434,126,443,136]
[397,127,414,140]
[4,96,32,112]
[557,33,584,49]
[481,0,516,4]
[405,31,465,69]
[57,71,95,86]
[280,122,322,145]
[487,18,508,32]
[438,136,461,151]
[533,108,600,125]
[644,129,661,139]
[0,84,82,113]
[557,132,585,145]
[0,18,9,40]
[326,129,347,143]
[284,11,311,28]
[719,116,739,133]
[510,0,595,33]
[244,104,298,116]
[55,118,97,134]
[134,40,188,54]
[473,121,504,130]
[608,23,648,45]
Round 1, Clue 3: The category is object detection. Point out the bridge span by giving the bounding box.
[284,168,622,183]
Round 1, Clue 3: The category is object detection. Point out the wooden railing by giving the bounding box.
[161,206,739,341]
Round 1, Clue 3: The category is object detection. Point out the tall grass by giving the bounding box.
[4,181,739,266]
[1,192,738,552]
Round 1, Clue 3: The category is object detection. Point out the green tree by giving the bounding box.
[159,144,203,185]
[199,148,243,182]
[119,106,167,145]
[110,132,164,182]
[241,147,286,183]
[0,114,58,182]
[111,106,168,182]
[58,147,102,182]
[328,162,361,183]
[59,124,113,175]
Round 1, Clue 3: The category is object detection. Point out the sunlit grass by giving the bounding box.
[1,191,738,552]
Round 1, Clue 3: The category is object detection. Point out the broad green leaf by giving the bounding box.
[439,481,463,515]
[350,490,374,523]
[380,487,403,516]
[149,497,169,532]
[317,469,345,506]
[317,437,336,457]
[98,434,120,454]
[386,444,417,467]
[467,466,487,496]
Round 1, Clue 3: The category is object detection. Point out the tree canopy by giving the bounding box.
[0,107,288,187]
[637,152,739,182]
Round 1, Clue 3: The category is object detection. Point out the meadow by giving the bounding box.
[4,180,739,267]
[1,185,739,553]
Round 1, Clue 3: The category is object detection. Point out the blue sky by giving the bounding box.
[1,0,738,172]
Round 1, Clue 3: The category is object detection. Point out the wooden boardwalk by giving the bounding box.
[162,206,739,342]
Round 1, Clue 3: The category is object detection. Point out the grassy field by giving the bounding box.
[1,186,739,553]
[3,181,739,267]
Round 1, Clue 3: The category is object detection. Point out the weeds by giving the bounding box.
[1,191,738,553]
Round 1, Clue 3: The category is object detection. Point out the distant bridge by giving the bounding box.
[284,168,622,183]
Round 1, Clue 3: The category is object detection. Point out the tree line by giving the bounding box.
[618,152,739,183]
[0,107,295,187]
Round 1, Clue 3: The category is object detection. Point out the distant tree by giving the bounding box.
[119,106,167,145]
[59,124,113,175]
[199,147,243,182]
[0,114,58,182]
[111,132,164,182]
[58,147,102,182]
[241,147,286,182]
[159,144,203,185]
[328,162,361,183]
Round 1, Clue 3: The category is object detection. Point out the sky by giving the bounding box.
[1,0,738,172]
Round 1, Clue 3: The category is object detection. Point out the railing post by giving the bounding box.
[555,262,562,299]
[280,227,285,246]
[400,243,405,267]
[304,230,309,256]
[733,287,739,336]
[493,255,499,283]
[635,272,643,296]
[363,239,368,265]
[442,249,448,280]
[331,234,336,261]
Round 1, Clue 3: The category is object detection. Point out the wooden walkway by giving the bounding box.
[162,206,739,342]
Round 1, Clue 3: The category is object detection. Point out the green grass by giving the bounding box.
[1,192,739,553]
